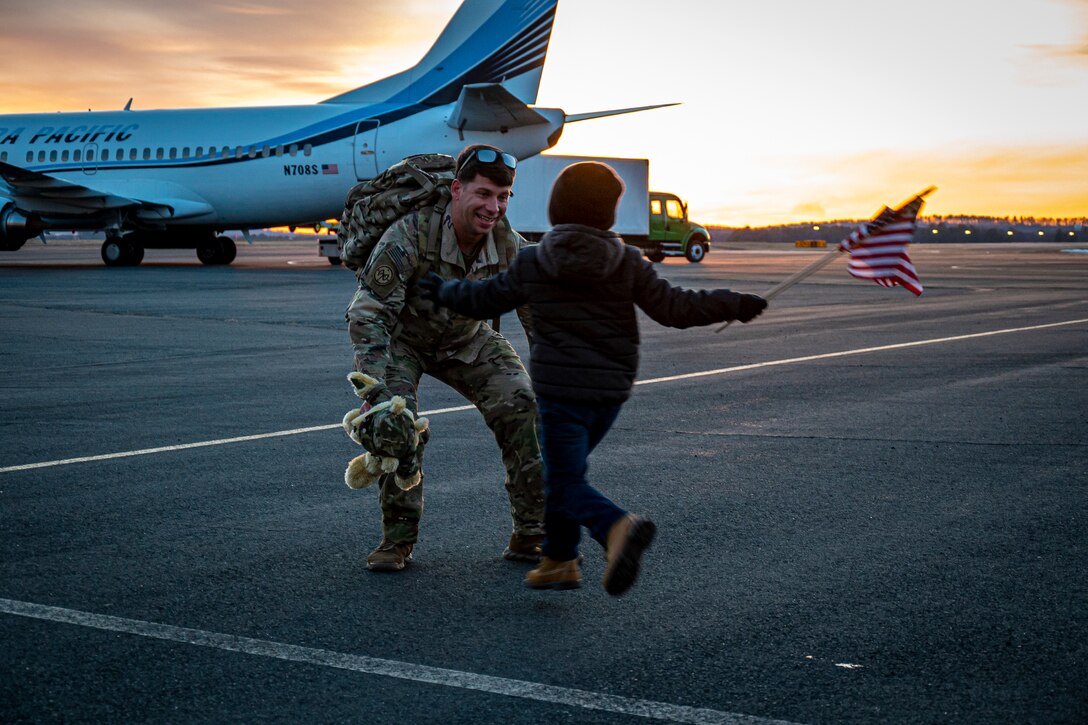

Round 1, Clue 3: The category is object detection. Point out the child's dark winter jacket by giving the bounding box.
[429,223,757,405]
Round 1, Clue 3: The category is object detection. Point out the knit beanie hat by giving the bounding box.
[548,161,626,230]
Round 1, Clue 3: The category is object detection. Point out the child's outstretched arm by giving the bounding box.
[416,268,527,321]
[633,259,766,328]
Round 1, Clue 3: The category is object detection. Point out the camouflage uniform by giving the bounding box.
[346,207,544,545]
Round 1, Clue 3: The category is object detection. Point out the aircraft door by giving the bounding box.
[353,120,379,180]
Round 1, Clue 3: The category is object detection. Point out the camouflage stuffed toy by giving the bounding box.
[342,372,430,491]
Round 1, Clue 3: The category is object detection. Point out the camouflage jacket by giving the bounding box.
[347,207,532,381]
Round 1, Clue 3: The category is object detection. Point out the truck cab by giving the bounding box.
[646,191,710,263]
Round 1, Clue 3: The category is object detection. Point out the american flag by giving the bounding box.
[838,188,932,297]
[322,163,339,175]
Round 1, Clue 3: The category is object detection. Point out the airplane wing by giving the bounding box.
[0,161,213,220]
[447,83,549,132]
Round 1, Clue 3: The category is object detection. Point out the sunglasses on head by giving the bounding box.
[461,148,517,172]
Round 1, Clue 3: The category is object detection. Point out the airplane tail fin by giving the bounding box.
[323,0,557,107]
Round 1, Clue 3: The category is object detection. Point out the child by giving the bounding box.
[418,161,766,595]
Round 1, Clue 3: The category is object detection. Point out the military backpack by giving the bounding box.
[336,153,457,272]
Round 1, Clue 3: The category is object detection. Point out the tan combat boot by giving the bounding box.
[602,515,656,596]
[366,539,414,572]
[503,532,544,562]
[524,557,583,590]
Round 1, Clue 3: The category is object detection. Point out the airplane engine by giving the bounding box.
[0,202,42,251]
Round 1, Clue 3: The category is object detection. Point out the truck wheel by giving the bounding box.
[685,238,707,263]
[646,250,665,263]
[328,256,342,266]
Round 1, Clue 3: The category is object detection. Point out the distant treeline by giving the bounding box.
[712,215,1085,244]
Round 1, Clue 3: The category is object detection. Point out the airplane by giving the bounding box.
[0,0,671,266]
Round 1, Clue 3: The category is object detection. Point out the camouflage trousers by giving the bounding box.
[359,329,545,545]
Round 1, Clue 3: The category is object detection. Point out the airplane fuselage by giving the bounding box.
[0,0,581,265]
[0,103,562,230]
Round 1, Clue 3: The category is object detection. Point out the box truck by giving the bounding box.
[506,155,711,263]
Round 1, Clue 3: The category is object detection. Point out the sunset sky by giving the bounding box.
[1,0,1086,226]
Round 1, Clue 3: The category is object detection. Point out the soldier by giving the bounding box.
[345,144,545,572]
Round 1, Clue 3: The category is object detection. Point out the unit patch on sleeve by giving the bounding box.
[365,248,407,299]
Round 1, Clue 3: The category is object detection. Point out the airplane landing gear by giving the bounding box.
[197,236,237,265]
[101,235,144,267]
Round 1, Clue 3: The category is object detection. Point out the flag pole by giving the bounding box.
[713,186,936,333]
[713,248,841,332]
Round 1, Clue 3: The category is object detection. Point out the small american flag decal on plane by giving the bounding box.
[322,164,339,175]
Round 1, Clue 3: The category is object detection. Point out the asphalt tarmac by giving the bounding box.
[2,240,1086,724]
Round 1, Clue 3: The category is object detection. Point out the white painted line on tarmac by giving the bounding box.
[0,424,340,473]
[0,597,795,725]
[3,318,1085,474]
[635,318,1088,386]
[0,406,475,473]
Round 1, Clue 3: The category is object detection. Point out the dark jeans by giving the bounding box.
[537,396,627,562]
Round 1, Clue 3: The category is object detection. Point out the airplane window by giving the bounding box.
[247,147,256,159]
[276,145,284,157]
[143,148,151,160]
[156,148,164,160]
[303,144,312,156]
[289,144,298,157]
[195,146,203,158]
[223,146,231,159]
[50,150,58,162]
[1,152,6,162]
[26,151,33,162]
[181,147,190,158]
[73,150,81,162]
[38,150,46,162]
[130,148,138,160]
[87,149,95,161]
[261,145,270,158]
[61,151,68,161]
[169,148,177,160]
[235,146,243,159]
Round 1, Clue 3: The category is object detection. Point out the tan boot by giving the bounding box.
[603,515,656,596]
[366,539,414,572]
[503,532,544,562]
[524,557,583,590]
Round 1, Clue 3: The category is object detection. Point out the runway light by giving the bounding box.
[1007,230,1014,236]
[1039,231,1045,236]
[1070,232,1076,236]
[965,229,972,235]
[932,229,938,234]
[813,225,820,231]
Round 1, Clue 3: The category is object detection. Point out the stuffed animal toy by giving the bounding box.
[342,372,430,491]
